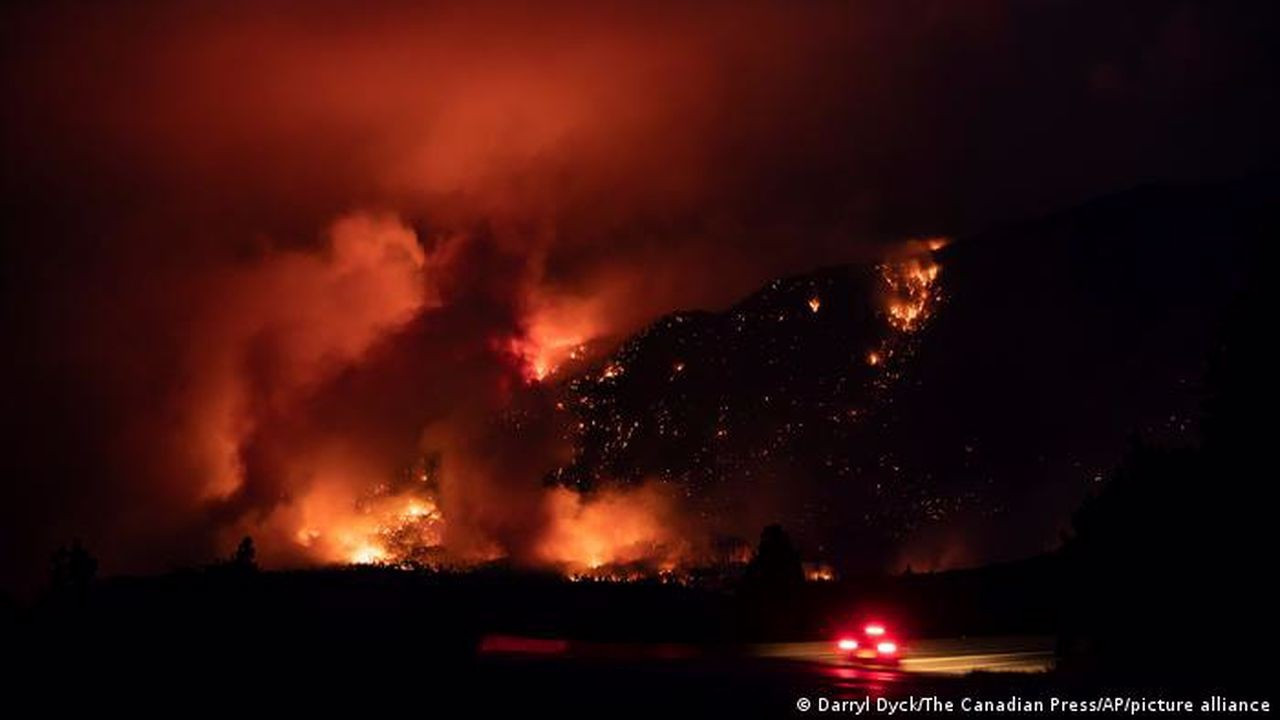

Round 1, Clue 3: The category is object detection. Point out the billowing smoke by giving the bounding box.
[1,1,872,579]
[3,1,1273,587]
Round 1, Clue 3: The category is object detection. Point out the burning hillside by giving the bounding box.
[881,238,947,332]
[277,240,948,574]
[5,1,1270,593]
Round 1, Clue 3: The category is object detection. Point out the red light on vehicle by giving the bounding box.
[876,641,898,655]
[864,624,886,636]
[837,638,859,651]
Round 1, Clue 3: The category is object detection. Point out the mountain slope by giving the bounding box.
[550,178,1273,572]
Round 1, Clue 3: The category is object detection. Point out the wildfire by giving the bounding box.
[536,485,688,571]
[283,461,690,575]
[513,290,615,383]
[879,245,944,333]
[803,562,837,582]
[863,237,948,376]
[511,335,589,382]
[349,544,388,565]
[273,236,947,577]
[289,482,447,567]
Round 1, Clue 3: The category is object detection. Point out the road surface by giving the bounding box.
[755,636,1055,675]
[472,634,1057,713]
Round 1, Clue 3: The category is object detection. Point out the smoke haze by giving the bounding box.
[2,1,1276,589]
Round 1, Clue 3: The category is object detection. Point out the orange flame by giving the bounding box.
[284,473,688,574]
[879,242,944,333]
[536,484,687,570]
[512,289,615,382]
[289,482,446,566]
[804,562,837,582]
[864,237,947,372]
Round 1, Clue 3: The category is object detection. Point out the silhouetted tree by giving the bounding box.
[744,524,805,589]
[1059,279,1272,687]
[738,524,808,639]
[232,536,257,571]
[49,538,97,606]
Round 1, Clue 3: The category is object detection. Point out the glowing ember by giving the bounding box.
[867,351,881,366]
[808,295,821,313]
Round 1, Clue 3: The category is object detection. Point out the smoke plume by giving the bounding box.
[2,1,1274,587]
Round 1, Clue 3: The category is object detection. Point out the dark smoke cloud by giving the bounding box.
[2,0,1276,590]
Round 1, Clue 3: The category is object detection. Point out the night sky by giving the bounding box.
[1,1,1277,592]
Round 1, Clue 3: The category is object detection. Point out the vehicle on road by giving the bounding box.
[835,621,902,667]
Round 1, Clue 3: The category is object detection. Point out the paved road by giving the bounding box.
[472,634,1056,712]
[755,635,1056,675]
[481,633,1055,676]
